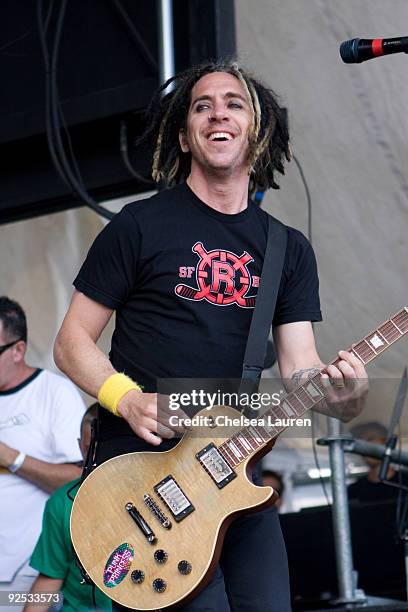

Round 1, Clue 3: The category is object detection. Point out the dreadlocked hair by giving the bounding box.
[136,59,290,195]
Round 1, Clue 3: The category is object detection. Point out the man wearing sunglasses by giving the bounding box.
[0,297,86,607]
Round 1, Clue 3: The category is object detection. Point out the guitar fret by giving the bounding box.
[272,405,290,420]
[378,321,401,344]
[294,387,314,410]
[303,379,325,402]
[252,424,269,442]
[219,444,233,465]
[366,328,386,352]
[392,310,408,333]
[258,425,271,440]
[376,330,389,344]
[238,434,252,452]
[248,426,264,444]
[228,441,242,460]
[217,445,230,466]
[241,428,256,450]
[220,444,238,466]
[281,399,296,417]
[232,436,248,457]
[391,320,403,334]
[352,340,376,364]
[393,309,408,332]
[310,374,326,394]
[351,346,367,364]
[243,427,260,449]
[264,419,278,436]
[285,394,304,416]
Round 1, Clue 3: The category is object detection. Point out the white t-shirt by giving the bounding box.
[0,369,85,582]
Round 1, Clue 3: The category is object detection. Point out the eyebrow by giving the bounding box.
[191,92,248,106]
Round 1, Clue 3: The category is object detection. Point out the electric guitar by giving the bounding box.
[71,308,408,610]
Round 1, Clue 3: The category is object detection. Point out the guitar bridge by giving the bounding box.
[143,494,172,529]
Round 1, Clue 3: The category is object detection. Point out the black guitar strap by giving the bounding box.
[239,215,288,412]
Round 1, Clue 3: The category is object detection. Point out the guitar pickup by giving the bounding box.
[196,443,236,489]
[154,475,194,522]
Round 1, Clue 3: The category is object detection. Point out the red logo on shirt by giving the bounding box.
[175,242,258,308]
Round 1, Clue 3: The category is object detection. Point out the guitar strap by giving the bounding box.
[239,215,288,414]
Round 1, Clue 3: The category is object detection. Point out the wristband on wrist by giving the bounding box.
[97,373,142,417]
[8,451,26,473]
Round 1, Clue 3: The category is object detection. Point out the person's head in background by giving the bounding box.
[0,296,31,391]
[78,403,98,460]
[350,421,388,469]
[262,469,285,509]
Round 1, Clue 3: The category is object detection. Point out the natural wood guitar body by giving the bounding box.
[71,405,277,611]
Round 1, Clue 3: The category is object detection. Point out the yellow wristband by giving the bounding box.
[97,373,142,417]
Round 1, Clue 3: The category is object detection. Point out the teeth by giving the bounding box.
[208,132,233,141]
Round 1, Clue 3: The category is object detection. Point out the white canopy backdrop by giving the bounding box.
[0,1,407,473]
[235,1,408,505]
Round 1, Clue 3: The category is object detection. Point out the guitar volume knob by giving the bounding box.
[152,578,167,593]
[154,549,168,564]
[178,560,192,575]
[131,570,145,584]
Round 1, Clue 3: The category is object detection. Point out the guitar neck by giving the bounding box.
[217,307,408,468]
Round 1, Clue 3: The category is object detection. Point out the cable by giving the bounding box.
[37,0,114,219]
[50,1,114,218]
[120,120,155,185]
[311,413,331,506]
[91,584,97,609]
[66,479,80,502]
[288,153,331,504]
[0,29,33,53]
[1,0,54,54]
[292,153,312,244]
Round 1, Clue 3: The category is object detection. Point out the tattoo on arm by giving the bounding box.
[291,365,322,387]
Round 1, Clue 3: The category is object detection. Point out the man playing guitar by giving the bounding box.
[54,61,368,611]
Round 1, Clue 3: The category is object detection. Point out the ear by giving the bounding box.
[179,129,190,153]
[13,340,26,364]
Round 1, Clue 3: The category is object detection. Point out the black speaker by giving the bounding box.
[0,0,236,224]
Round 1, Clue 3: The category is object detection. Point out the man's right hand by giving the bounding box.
[117,390,187,445]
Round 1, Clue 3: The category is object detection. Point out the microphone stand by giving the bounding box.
[319,418,366,606]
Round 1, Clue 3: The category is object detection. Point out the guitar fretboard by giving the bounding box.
[218,307,408,468]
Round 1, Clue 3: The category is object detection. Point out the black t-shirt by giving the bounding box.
[74,183,322,440]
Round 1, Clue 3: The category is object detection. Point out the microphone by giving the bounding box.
[340,36,408,63]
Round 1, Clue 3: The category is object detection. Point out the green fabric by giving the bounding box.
[30,479,111,611]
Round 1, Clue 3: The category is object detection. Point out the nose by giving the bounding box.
[208,106,229,123]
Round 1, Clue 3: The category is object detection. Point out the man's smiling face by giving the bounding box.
[179,71,253,178]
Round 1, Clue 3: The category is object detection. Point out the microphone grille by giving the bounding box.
[339,38,360,63]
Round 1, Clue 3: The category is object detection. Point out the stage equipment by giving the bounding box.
[0,0,236,224]
[340,36,408,63]
[280,501,407,609]
[319,367,408,607]
[322,417,367,605]
[158,0,175,87]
